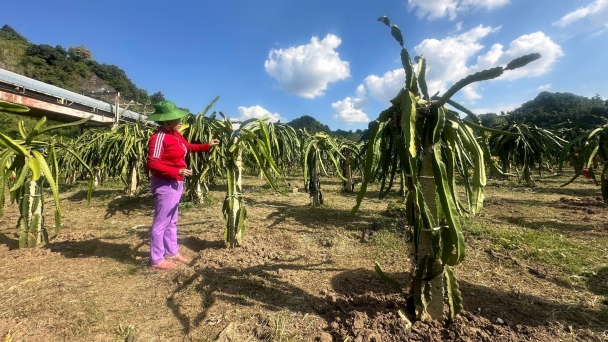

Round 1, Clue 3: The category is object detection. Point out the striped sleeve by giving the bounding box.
[147,131,179,179]
[151,131,165,158]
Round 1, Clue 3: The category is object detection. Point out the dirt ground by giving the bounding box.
[0,171,607,341]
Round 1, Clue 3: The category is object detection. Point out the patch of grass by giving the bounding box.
[113,324,136,342]
[97,221,118,231]
[203,193,219,206]
[257,180,291,195]
[371,230,408,256]
[242,311,305,342]
[464,217,608,276]
[272,311,296,342]
[178,201,197,211]
[105,264,142,277]
[83,300,104,327]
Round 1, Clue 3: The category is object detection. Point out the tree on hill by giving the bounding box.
[288,115,331,135]
[359,121,377,141]
[0,25,27,42]
[149,91,165,105]
[334,128,364,142]
[476,112,506,127]
[507,92,608,128]
[0,26,150,106]
[67,45,93,62]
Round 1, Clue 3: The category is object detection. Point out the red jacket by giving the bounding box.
[146,128,211,181]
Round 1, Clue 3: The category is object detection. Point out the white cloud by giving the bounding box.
[407,0,509,20]
[363,69,405,104]
[494,32,564,80]
[537,84,552,91]
[411,26,562,100]
[462,0,509,9]
[414,25,501,100]
[408,0,459,20]
[358,26,562,105]
[264,34,350,98]
[454,21,463,32]
[461,85,482,100]
[586,29,606,38]
[331,85,370,124]
[236,105,284,123]
[553,0,608,28]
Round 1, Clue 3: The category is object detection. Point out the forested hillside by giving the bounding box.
[478,92,608,128]
[0,24,162,106]
[0,24,168,138]
[287,115,332,135]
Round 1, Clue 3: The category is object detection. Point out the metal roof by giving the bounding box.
[0,67,145,121]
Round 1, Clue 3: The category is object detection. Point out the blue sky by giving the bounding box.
[1,0,607,130]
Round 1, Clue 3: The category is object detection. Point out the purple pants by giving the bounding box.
[150,176,183,265]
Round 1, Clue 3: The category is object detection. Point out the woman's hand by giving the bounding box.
[178,169,193,177]
[209,139,220,147]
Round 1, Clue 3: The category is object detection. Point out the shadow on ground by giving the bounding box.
[485,197,546,207]
[495,216,598,233]
[0,232,19,250]
[461,277,608,330]
[246,198,378,233]
[104,194,155,219]
[48,237,147,264]
[166,265,608,338]
[588,267,608,300]
[167,258,344,335]
[535,186,601,197]
[66,188,124,202]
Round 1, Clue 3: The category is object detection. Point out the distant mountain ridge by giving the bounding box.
[478,92,608,128]
[287,115,364,141]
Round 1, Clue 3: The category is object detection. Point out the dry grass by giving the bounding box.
[0,170,606,341]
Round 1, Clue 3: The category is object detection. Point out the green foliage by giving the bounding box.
[67,45,93,62]
[558,121,608,200]
[476,113,506,127]
[352,15,541,321]
[66,122,152,195]
[0,106,93,247]
[0,112,79,140]
[333,128,364,142]
[288,115,331,135]
[498,92,608,128]
[178,201,197,211]
[489,118,566,186]
[181,97,224,203]
[0,37,28,72]
[286,116,363,142]
[149,91,165,105]
[215,116,282,247]
[300,130,346,205]
[0,25,154,108]
[86,61,149,104]
[0,25,27,42]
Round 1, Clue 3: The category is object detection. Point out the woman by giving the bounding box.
[146,101,220,270]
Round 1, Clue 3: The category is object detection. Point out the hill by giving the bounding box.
[287,115,331,135]
[0,24,163,110]
[0,24,169,138]
[478,92,608,128]
[287,115,364,142]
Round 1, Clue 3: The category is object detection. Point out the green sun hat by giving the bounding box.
[147,101,189,122]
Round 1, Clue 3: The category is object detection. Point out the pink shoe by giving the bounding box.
[151,259,176,270]
[167,254,190,264]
